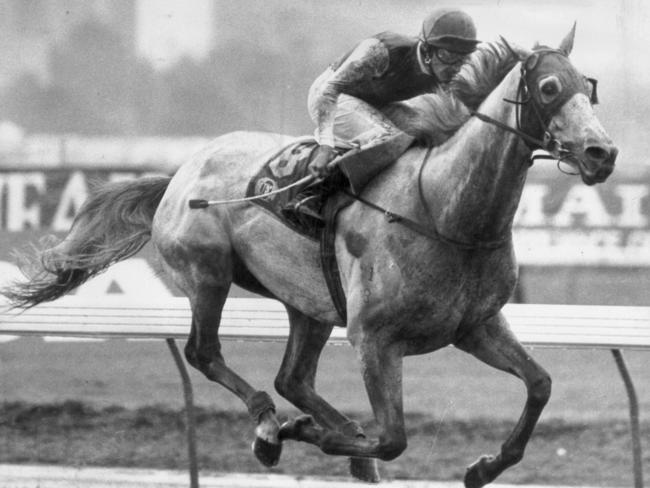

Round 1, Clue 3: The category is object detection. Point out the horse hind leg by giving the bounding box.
[274,306,379,482]
[454,312,552,488]
[279,333,408,467]
[184,283,282,467]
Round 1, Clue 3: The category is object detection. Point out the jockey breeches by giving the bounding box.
[308,72,401,150]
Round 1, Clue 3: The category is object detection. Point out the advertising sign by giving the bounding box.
[515,173,649,266]
[1,168,649,303]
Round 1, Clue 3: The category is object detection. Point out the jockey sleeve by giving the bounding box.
[309,32,440,147]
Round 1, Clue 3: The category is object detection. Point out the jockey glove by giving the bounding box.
[309,145,336,178]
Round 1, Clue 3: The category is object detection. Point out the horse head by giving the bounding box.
[508,24,618,184]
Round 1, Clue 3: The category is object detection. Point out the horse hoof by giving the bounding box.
[464,455,495,488]
[350,457,380,483]
[279,414,316,440]
[252,436,282,467]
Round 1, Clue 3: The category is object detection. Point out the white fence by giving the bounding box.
[2,296,650,347]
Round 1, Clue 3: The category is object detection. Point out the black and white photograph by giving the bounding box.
[0,1,647,487]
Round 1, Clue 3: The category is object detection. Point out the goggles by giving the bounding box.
[433,47,467,65]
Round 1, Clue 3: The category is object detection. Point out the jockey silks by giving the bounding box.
[328,32,441,106]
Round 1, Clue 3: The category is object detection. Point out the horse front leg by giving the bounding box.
[454,312,552,488]
[280,336,407,466]
[274,306,379,482]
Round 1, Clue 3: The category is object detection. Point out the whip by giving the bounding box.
[187,156,341,209]
[188,174,316,209]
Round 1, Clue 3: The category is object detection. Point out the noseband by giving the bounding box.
[471,48,596,167]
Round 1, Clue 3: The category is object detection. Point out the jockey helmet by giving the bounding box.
[420,9,480,54]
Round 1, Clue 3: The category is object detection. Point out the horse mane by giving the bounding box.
[384,39,520,146]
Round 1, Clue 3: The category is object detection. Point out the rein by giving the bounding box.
[350,50,585,251]
[471,111,548,154]
[346,189,510,250]
[345,146,511,251]
[470,110,573,166]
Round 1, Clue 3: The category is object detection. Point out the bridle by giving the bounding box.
[390,47,600,250]
[470,47,598,169]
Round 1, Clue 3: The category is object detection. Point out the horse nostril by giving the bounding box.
[585,146,608,162]
[585,144,618,165]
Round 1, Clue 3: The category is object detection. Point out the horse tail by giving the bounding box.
[3,175,171,309]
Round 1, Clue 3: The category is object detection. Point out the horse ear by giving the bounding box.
[558,22,576,56]
[499,36,530,61]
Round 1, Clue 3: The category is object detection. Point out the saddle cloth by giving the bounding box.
[245,139,325,240]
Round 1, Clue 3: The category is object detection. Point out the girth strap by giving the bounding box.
[320,197,353,324]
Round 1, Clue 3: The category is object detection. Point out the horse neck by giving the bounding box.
[421,67,531,244]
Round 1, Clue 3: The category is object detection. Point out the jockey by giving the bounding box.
[284,8,480,219]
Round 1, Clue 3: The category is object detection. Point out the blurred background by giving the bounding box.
[0,0,647,159]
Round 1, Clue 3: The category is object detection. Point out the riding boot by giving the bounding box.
[338,130,415,193]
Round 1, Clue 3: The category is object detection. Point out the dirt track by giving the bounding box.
[1,401,647,486]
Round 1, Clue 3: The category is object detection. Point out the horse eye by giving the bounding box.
[538,77,561,101]
[541,81,559,96]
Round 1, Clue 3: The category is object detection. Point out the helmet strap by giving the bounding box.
[418,41,435,76]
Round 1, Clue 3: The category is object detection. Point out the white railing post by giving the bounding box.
[611,349,644,488]
[166,338,199,488]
